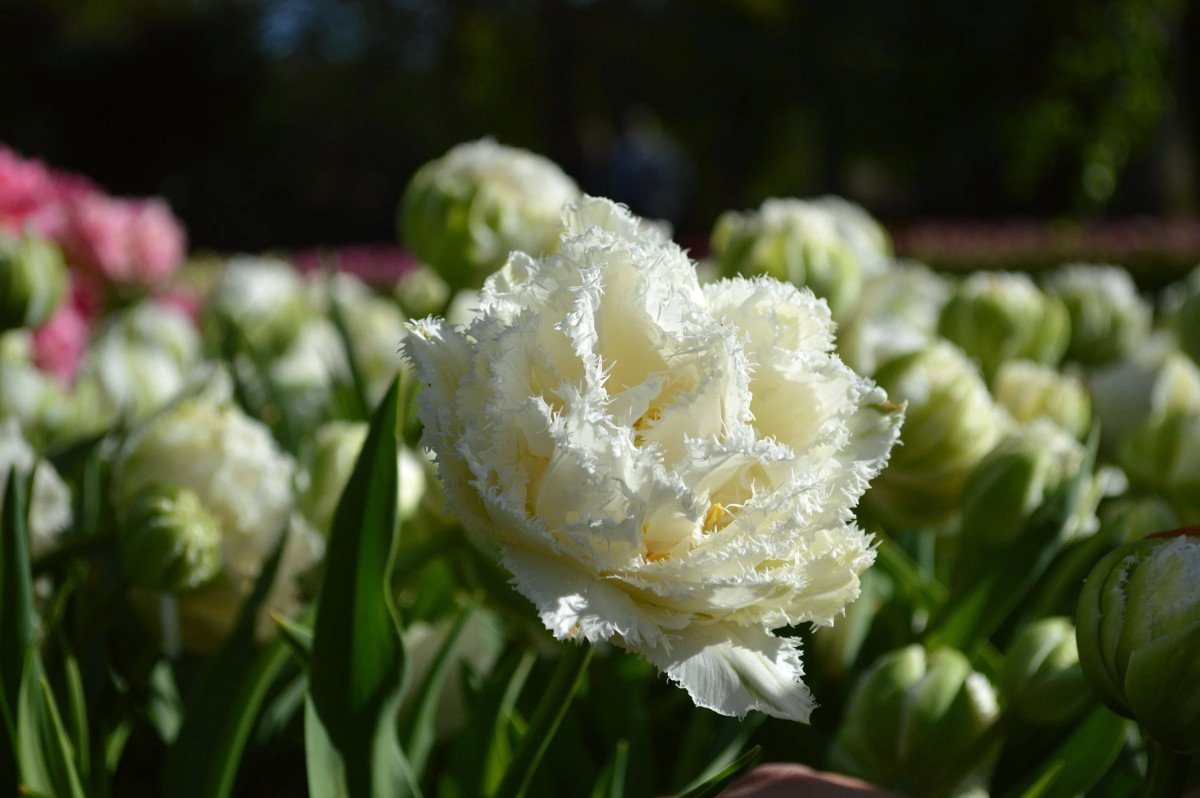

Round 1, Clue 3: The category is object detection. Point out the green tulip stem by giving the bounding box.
[493,642,595,798]
[1143,739,1192,798]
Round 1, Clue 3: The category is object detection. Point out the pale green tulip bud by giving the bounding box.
[297,421,368,537]
[1096,495,1179,548]
[0,230,67,332]
[959,421,1085,547]
[204,256,315,357]
[1118,409,1200,522]
[325,275,408,405]
[298,421,426,538]
[993,359,1091,440]
[1001,617,1090,726]
[1173,291,1200,365]
[867,342,1008,527]
[120,482,222,593]
[938,271,1070,381]
[1043,264,1150,366]
[1089,334,1200,457]
[395,263,451,318]
[838,259,952,375]
[1161,264,1200,363]
[711,198,873,320]
[1076,532,1200,754]
[830,645,999,795]
[398,139,580,290]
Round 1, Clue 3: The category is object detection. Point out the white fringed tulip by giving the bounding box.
[406,197,902,722]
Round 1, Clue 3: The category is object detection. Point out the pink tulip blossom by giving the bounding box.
[64,194,186,286]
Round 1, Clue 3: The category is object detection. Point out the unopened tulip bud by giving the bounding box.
[993,360,1091,440]
[1044,263,1150,366]
[1001,617,1090,726]
[867,342,1007,527]
[711,198,879,320]
[120,482,222,593]
[830,645,999,795]
[395,263,451,318]
[0,230,67,332]
[1076,532,1200,754]
[959,421,1094,547]
[398,139,580,290]
[938,271,1070,381]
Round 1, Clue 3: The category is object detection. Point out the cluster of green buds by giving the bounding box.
[830,645,999,795]
[710,197,888,320]
[993,359,1092,440]
[119,482,222,593]
[398,138,581,291]
[938,271,1070,382]
[867,342,1007,528]
[1076,530,1200,756]
[0,229,67,332]
[1044,263,1151,367]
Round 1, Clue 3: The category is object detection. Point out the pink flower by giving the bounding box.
[154,288,202,324]
[0,147,93,240]
[32,301,89,384]
[65,194,185,285]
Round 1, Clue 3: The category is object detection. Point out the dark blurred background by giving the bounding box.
[2,0,1197,251]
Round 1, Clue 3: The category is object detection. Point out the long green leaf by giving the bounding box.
[309,378,408,797]
[677,745,763,798]
[0,470,34,793]
[163,522,293,798]
[328,281,371,421]
[1002,706,1129,798]
[16,653,86,798]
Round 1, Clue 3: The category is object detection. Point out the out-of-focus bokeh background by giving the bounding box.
[2,0,1198,252]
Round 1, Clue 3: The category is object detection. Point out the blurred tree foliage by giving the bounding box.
[0,0,1196,250]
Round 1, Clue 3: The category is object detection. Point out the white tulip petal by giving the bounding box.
[644,622,815,723]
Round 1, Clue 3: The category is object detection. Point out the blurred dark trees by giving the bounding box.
[1,0,1196,250]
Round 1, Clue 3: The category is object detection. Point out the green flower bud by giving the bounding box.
[204,257,315,358]
[1096,495,1179,549]
[0,230,67,332]
[297,421,368,537]
[1000,617,1090,726]
[1118,409,1200,522]
[711,198,883,320]
[398,139,580,290]
[993,359,1091,440]
[830,645,999,795]
[960,421,1099,547]
[395,263,451,318]
[867,342,1007,527]
[1172,290,1200,365]
[1076,532,1200,754]
[938,271,1070,382]
[298,421,427,537]
[1043,263,1151,366]
[1088,334,1200,458]
[120,482,222,593]
[838,259,952,376]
